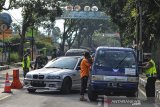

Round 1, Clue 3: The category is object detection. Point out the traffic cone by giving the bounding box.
[3,73,12,93]
[11,69,23,89]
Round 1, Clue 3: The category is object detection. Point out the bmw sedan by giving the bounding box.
[24,56,82,94]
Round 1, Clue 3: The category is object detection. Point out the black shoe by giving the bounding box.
[80,97,87,101]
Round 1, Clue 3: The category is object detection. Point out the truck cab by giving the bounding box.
[88,47,139,101]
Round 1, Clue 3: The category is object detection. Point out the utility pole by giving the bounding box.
[31,26,34,61]
[136,0,143,63]
[139,0,143,62]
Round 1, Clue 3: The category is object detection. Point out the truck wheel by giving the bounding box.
[88,86,98,101]
[61,77,72,94]
[27,88,36,93]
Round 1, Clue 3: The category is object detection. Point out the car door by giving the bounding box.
[71,58,82,89]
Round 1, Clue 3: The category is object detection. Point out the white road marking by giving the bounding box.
[0,95,11,101]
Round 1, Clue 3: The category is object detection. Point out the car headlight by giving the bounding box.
[25,74,32,79]
[92,75,104,81]
[46,75,61,79]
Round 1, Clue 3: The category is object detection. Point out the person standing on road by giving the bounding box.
[22,48,33,78]
[142,53,157,102]
[34,50,48,69]
[79,52,93,101]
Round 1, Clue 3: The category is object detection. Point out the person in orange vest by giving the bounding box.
[22,48,33,78]
[79,52,93,101]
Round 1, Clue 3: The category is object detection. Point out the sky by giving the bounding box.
[3,8,22,24]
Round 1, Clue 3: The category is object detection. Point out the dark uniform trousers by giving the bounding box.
[145,77,156,97]
[80,76,88,95]
[23,68,29,78]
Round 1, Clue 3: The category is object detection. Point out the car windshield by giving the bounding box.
[95,50,136,68]
[45,57,79,69]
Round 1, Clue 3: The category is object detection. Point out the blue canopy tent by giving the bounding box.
[0,12,12,28]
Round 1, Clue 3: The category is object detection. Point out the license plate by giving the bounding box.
[31,81,43,84]
[31,81,45,87]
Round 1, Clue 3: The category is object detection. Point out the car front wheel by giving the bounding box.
[88,85,98,101]
[61,77,72,94]
[126,91,138,97]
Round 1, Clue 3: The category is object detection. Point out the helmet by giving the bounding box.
[143,53,152,60]
[26,48,31,54]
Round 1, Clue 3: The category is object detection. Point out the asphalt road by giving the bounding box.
[0,87,159,107]
[0,67,160,107]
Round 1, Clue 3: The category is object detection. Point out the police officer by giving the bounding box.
[34,50,48,69]
[22,48,33,78]
[142,53,157,102]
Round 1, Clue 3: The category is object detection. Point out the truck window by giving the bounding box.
[95,50,136,68]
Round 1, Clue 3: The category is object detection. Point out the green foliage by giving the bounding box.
[35,41,45,49]
[7,35,20,43]
[12,0,63,57]
[100,0,160,51]
[10,52,19,62]
[35,35,55,55]
[92,31,121,47]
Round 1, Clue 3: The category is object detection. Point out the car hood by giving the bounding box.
[27,68,72,75]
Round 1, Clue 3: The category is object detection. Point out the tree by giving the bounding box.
[100,0,160,52]
[13,0,62,59]
[0,0,15,11]
[100,0,128,46]
[59,19,78,53]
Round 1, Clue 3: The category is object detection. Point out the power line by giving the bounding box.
[5,10,22,25]
[154,0,160,8]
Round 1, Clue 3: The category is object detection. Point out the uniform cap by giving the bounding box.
[143,53,152,56]
[26,48,31,54]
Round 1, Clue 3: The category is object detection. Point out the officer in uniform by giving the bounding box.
[22,48,33,78]
[142,53,157,102]
[34,50,48,69]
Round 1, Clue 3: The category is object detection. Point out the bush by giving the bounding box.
[10,52,19,62]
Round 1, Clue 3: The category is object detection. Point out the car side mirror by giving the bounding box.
[76,66,81,70]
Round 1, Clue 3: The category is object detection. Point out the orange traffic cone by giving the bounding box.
[11,69,23,89]
[3,73,12,93]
